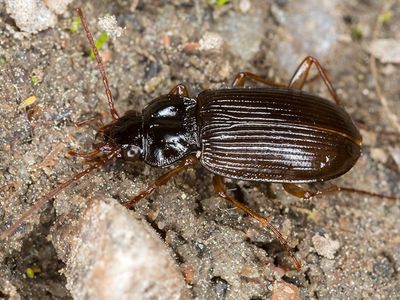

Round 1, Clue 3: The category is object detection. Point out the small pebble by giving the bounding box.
[312,232,340,259]
[360,129,377,146]
[144,76,163,93]
[239,0,251,13]
[271,281,300,300]
[199,32,224,52]
[370,148,388,164]
[5,0,71,33]
[98,15,124,39]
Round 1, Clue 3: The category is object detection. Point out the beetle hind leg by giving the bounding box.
[232,72,286,88]
[282,183,398,201]
[213,175,301,271]
[289,56,341,106]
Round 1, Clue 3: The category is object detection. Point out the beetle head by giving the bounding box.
[95,110,143,161]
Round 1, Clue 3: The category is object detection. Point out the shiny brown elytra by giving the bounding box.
[1,8,398,271]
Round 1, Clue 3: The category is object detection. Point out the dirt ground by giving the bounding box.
[0,0,399,299]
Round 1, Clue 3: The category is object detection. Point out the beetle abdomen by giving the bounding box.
[198,88,362,183]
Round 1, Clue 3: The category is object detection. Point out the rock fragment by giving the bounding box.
[62,197,189,300]
[5,0,72,33]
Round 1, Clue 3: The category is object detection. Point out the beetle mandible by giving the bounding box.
[1,8,398,271]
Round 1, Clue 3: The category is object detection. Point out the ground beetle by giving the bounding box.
[1,9,397,270]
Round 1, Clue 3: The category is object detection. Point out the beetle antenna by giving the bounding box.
[0,151,118,241]
[76,8,120,121]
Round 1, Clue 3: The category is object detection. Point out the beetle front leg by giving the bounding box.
[213,175,301,270]
[74,114,105,129]
[232,72,286,88]
[289,56,341,106]
[125,155,198,209]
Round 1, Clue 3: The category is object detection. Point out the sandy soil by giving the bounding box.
[0,0,399,299]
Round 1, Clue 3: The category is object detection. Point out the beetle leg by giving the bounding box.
[169,84,190,97]
[282,183,317,199]
[232,72,286,88]
[288,56,341,106]
[0,149,119,241]
[282,183,397,201]
[213,175,301,271]
[125,155,198,209]
[74,114,105,129]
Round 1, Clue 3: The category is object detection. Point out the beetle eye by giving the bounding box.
[122,145,141,161]
[128,147,140,157]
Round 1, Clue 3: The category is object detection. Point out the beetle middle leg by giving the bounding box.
[125,154,198,209]
[213,175,301,270]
